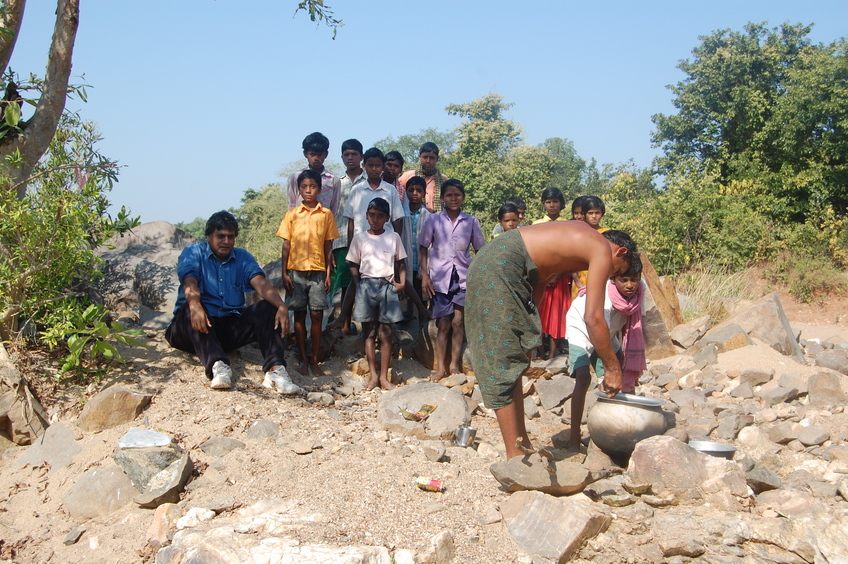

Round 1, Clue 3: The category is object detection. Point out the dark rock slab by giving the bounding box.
[134,453,193,508]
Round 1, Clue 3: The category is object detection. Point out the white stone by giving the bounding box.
[176,507,215,530]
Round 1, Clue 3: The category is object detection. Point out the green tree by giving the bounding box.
[0,112,133,342]
[229,183,287,266]
[373,128,456,168]
[174,217,205,241]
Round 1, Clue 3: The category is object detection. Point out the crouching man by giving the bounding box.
[166,211,300,394]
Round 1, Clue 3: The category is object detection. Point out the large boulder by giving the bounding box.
[376,382,470,440]
[14,422,80,473]
[706,292,803,361]
[95,221,195,319]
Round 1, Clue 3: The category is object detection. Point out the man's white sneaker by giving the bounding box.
[264,366,302,395]
[210,360,232,389]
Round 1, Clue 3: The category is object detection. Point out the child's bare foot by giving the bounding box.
[309,362,325,377]
[364,377,380,391]
[296,361,310,376]
[429,370,446,382]
[379,376,397,390]
[448,365,463,375]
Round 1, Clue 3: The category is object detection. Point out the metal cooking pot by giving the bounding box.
[586,393,668,456]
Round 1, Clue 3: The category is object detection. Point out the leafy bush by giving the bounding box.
[765,251,848,304]
[0,113,138,348]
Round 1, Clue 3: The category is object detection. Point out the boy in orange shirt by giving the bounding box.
[277,169,340,378]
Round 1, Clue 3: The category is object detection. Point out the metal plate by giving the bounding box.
[595,392,666,407]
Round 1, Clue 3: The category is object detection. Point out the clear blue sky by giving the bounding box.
[9,1,847,224]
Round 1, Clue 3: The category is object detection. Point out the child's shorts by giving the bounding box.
[288,270,329,312]
[353,278,404,324]
[568,343,622,377]
[432,267,465,319]
[329,248,352,297]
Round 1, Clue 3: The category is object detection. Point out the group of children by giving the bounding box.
[274,132,648,450]
[276,133,481,392]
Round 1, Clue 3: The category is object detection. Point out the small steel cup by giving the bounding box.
[454,425,477,447]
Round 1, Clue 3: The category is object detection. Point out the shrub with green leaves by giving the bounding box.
[0,112,138,349]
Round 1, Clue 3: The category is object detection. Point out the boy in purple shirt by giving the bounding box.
[285,132,341,215]
[419,179,485,381]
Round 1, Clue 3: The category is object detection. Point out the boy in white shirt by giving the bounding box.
[347,197,407,391]
[565,253,647,452]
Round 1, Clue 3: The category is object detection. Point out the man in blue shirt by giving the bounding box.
[166,211,300,393]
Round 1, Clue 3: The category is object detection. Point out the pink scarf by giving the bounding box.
[607,280,646,391]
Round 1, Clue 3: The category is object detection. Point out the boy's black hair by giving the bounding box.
[505,196,526,210]
[541,187,566,206]
[406,176,426,190]
[367,197,391,216]
[341,139,363,155]
[618,251,643,278]
[572,195,588,214]
[419,142,440,156]
[297,169,323,189]
[385,150,404,166]
[602,229,637,269]
[302,132,330,153]
[498,203,520,220]
[440,178,465,198]
[205,210,239,237]
[362,147,386,164]
[583,195,606,215]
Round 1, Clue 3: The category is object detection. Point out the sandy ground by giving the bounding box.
[0,289,845,563]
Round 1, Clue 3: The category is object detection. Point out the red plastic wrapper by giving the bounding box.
[416,476,444,492]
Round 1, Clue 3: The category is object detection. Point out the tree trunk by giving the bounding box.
[0,0,79,198]
[0,0,26,77]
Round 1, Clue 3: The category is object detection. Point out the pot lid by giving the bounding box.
[595,392,666,407]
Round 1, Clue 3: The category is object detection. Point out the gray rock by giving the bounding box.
[626,436,708,497]
[523,395,540,420]
[745,462,782,493]
[670,315,709,348]
[778,372,808,395]
[710,293,804,360]
[199,437,246,457]
[758,386,798,407]
[63,526,85,546]
[114,443,183,491]
[533,355,569,376]
[134,453,193,508]
[659,537,706,558]
[306,392,335,406]
[77,386,152,432]
[769,421,800,444]
[421,441,446,462]
[490,456,592,495]
[739,368,774,387]
[808,480,838,499]
[730,382,754,399]
[715,414,752,440]
[797,425,830,446]
[686,417,718,440]
[500,490,611,563]
[535,375,575,410]
[96,221,192,315]
[815,349,848,375]
[376,382,470,440]
[756,488,824,521]
[245,419,280,441]
[668,388,706,408]
[698,323,754,354]
[13,421,80,473]
[63,465,139,519]
[691,344,718,368]
[807,371,846,407]
[805,341,825,355]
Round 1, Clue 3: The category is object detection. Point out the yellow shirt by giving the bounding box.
[276,203,340,272]
[532,215,565,225]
